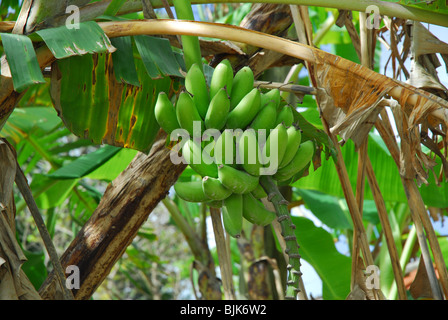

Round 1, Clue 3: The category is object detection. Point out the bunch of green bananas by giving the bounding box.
[155,60,315,238]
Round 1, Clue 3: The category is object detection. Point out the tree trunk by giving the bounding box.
[38,131,186,299]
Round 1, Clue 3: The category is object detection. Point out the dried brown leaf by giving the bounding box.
[410,258,440,300]
[0,140,42,300]
[346,257,383,300]
[412,22,448,57]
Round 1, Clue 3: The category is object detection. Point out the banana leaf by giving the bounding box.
[133,35,184,78]
[47,145,122,179]
[0,33,45,92]
[34,21,115,59]
[382,0,448,15]
[50,52,177,153]
[294,130,448,208]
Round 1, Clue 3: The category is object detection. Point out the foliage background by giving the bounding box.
[0,0,447,300]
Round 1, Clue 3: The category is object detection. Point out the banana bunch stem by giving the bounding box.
[260,175,302,300]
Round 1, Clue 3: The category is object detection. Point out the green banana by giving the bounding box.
[226,88,261,129]
[222,193,243,238]
[261,88,280,109]
[182,139,218,178]
[218,164,259,194]
[279,125,302,169]
[176,91,205,136]
[273,140,314,182]
[242,193,276,226]
[230,66,254,109]
[174,180,210,202]
[261,123,288,174]
[214,129,238,167]
[202,176,232,201]
[154,92,180,134]
[250,99,278,133]
[251,183,267,199]
[206,200,223,208]
[209,59,233,99]
[185,63,210,119]
[237,129,263,176]
[204,87,230,131]
[276,105,294,127]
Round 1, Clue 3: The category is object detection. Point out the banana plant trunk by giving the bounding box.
[38,132,186,299]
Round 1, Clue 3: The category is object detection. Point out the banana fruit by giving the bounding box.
[167,63,315,233]
[202,176,232,201]
[274,140,314,182]
[176,91,204,136]
[174,180,210,202]
[154,92,180,134]
[182,139,218,178]
[276,105,294,127]
[185,63,210,119]
[251,183,267,199]
[209,59,233,99]
[218,164,259,194]
[230,66,254,109]
[226,88,261,129]
[222,193,243,238]
[262,123,288,174]
[261,88,280,110]
[279,125,302,169]
[204,87,230,131]
[238,129,263,176]
[242,193,276,226]
[214,129,237,167]
[250,99,278,132]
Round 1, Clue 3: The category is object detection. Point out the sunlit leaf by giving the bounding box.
[31,174,79,209]
[47,145,122,179]
[86,148,138,181]
[34,21,115,59]
[296,189,352,230]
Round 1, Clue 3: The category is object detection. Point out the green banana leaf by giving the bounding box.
[382,0,448,15]
[21,249,47,291]
[133,35,184,78]
[110,36,140,86]
[51,52,175,153]
[47,145,122,179]
[292,216,352,300]
[1,106,61,137]
[30,174,79,209]
[0,33,46,92]
[34,21,115,59]
[293,129,448,208]
[295,189,351,230]
[86,148,138,181]
[46,143,137,182]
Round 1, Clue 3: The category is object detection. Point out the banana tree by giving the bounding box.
[0,0,447,300]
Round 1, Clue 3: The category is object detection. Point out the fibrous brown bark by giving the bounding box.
[38,132,186,299]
